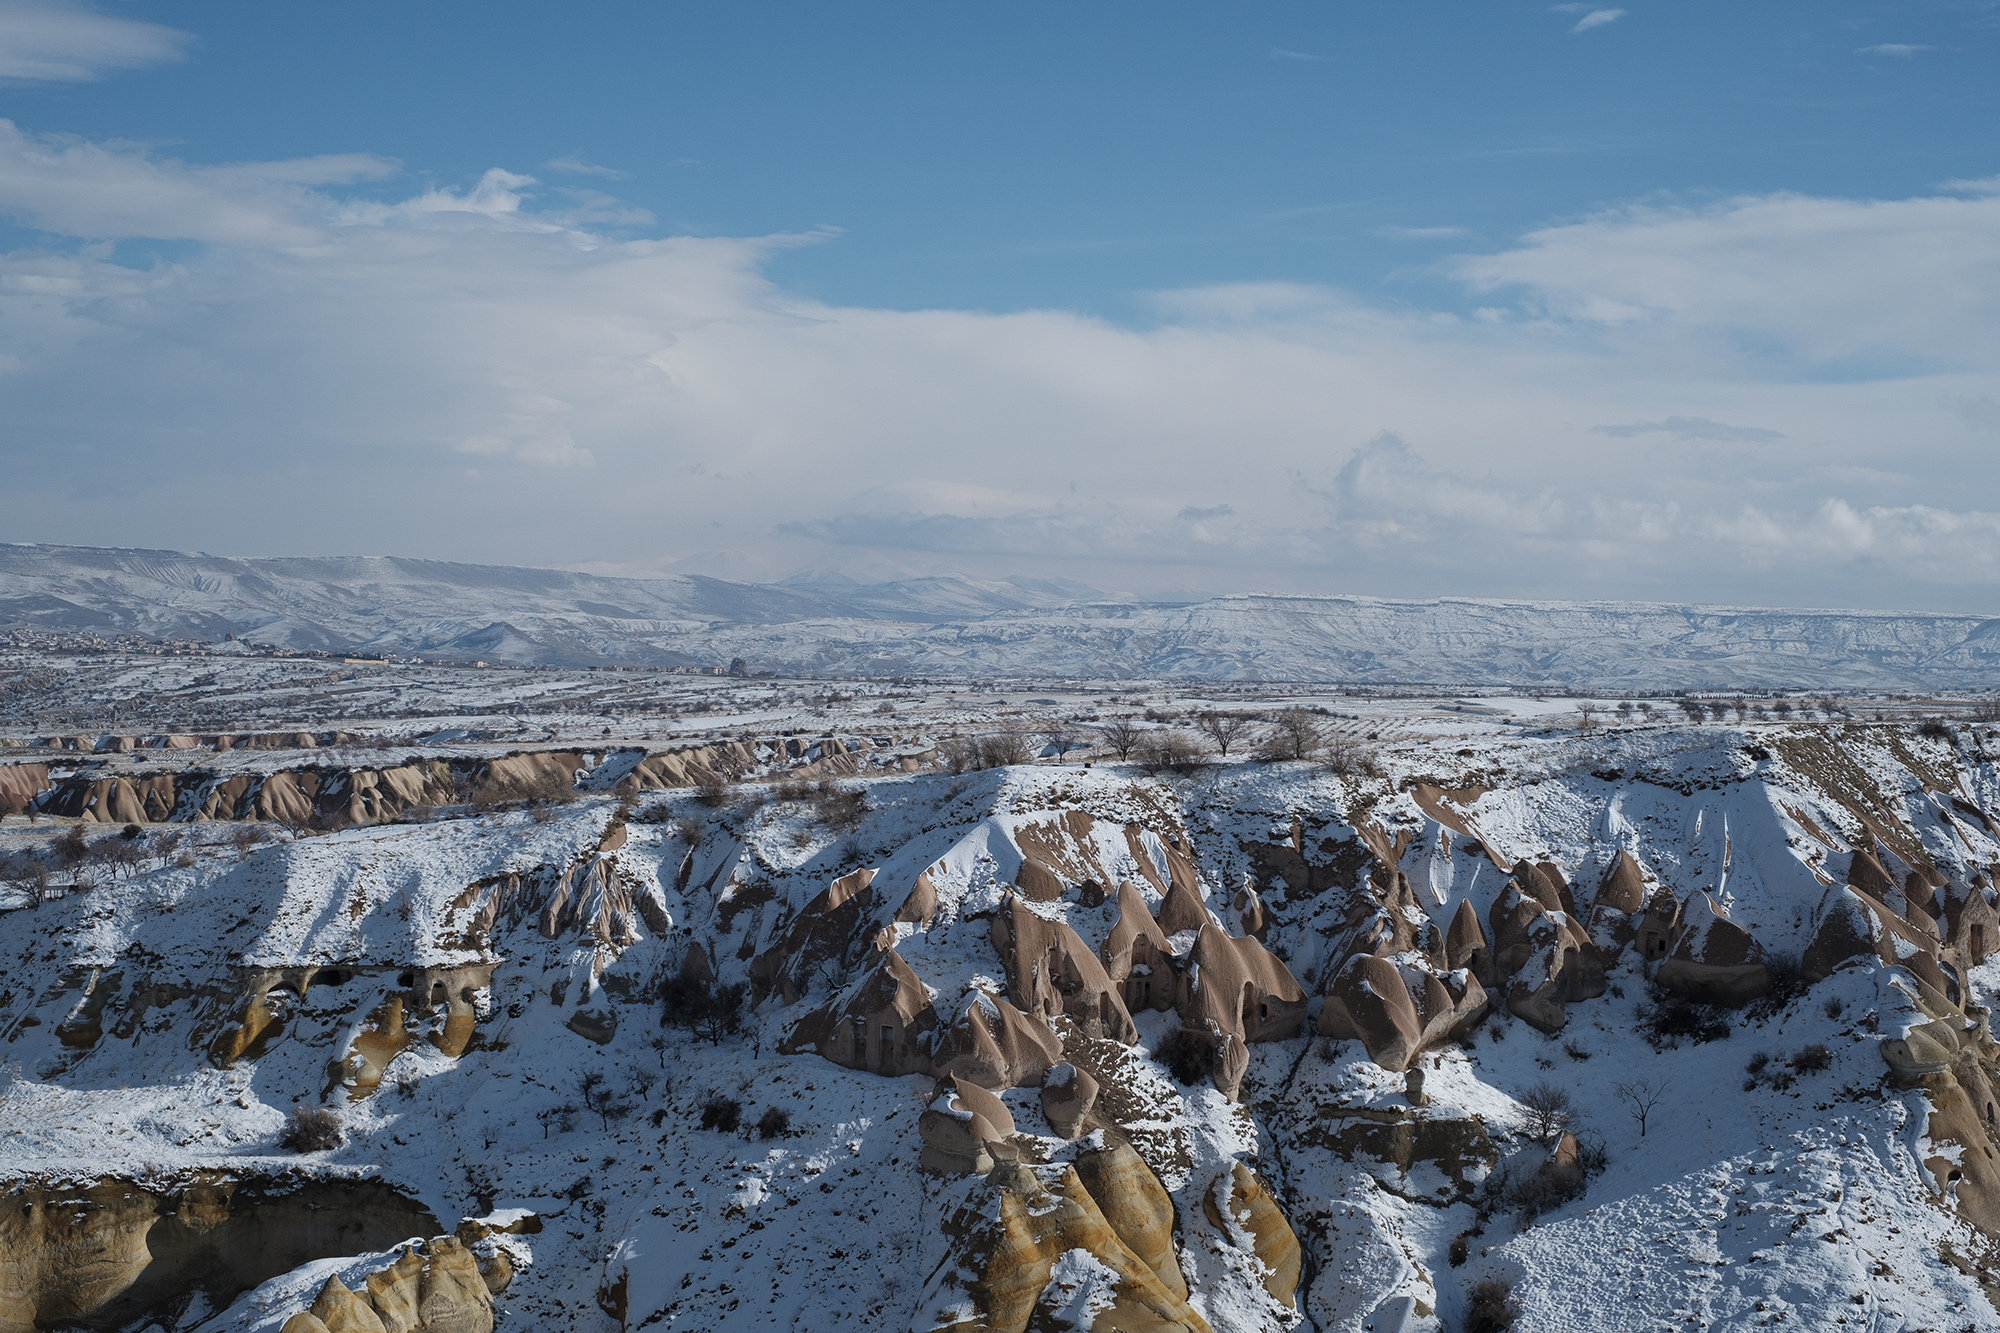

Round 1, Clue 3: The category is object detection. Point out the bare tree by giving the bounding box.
[579,1070,619,1129]
[1139,732,1210,777]
[1039,720,1085,762]
[1256,709,1325,763]
[1612,1078,1666,1137]
[1517,1082,1574,1143]
[1575,704,1601,733]
[1097,716,1142,761]
[1195,710,1256,757]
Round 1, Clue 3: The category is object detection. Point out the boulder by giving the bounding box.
[1038,1062,1099,1139]
[919,1077,1018,1175]
[309,1275,386,1333]
[1656,894,1770,1006]
[1538,1132,1584,1193]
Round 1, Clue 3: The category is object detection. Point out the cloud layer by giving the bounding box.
[0,121,1996,610]
[0,2,188,82]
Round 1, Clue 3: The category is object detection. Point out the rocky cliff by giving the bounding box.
[3,719,2000,1330]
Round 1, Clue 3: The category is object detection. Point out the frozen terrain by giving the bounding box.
[5,679,2000,1332]
[6,542,2000,688]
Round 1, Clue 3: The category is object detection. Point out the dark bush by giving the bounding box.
[1745,1052,1770,1075]
[660,974,747,1045]
[1156,1028,1212,1085]
[1465,1276,1519,1332]
[1823,998,1844,1020]
[1576,1136,1610,1176]
[1639,987,1730,1049]
[807,780,868,831]
[1745,953,1807,1021]
[53,825,90,868]
[1917,718,1957,743]
[1561,1041,1590,1061]
[692,770,733,807]
[1448,1232,1472,1267]
[757,1106,791,1139]
[280,1106,344,1152]
[1789,1043,1832,1073]
[700,1096,742,1133]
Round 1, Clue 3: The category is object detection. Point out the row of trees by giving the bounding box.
[947,707,1377,775]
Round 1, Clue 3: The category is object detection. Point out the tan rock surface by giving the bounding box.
[1202,1163,1300,1308]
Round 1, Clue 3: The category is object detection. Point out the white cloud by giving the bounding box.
[544,157,628,180]
[0,124,1996,609]
[1569,9,1626,34]
[1592,417,1785,443]
[1373,225,1474,241]
[0,1,187,82]
[1857,44,1934,58]
[1940,174,2000,195]
[1267,48,1323,63]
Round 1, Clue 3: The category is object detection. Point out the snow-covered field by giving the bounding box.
[4,693,2000,1332]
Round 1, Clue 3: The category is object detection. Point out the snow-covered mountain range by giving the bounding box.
[4,542,1997,689]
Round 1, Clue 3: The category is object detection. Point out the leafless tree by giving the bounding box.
[1575,704,1601,733]
[1517,1082,1574,1143]
[1097,716,1143,761]
[1139,732,1210,777]
[1195,710,1256,757]
[1612,1077,1667,1137]
[1256,708,1325,762]
[1039,720,1086,762]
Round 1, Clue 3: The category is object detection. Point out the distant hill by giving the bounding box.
[2,542,1996,688]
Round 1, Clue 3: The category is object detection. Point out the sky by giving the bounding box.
[0,2,1996,610]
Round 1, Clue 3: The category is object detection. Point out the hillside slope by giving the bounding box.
[4,717,2000,1331]
[4,542,1998,687]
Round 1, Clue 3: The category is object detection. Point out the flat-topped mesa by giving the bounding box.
[990,895,1138,1044]
[1657,894,1771,1006]
[1176,923,1307,1100]
[1098,880,1180,1014]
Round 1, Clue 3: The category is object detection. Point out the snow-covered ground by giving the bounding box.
[4,705,2000,1332]
[7,541,2000,687]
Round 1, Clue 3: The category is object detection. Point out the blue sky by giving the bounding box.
[0,2,1997,608]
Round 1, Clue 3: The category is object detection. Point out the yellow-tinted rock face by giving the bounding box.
[310,1274,388,1333]
[929,1162,1212,1333]
[1072,1144,1186,1303]
[1202,1163,1300,1309]
[0,1176,437,1333]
